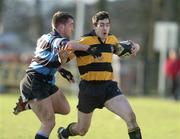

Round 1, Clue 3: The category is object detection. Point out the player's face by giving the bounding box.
[94,18,110,41]
[62,18,74,39]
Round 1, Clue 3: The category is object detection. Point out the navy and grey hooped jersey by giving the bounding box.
[27,31,69,83]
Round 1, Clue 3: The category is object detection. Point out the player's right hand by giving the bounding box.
[86,47,102,58]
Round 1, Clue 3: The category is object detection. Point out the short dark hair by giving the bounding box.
[51,11,74,29]
[92,11,110,26]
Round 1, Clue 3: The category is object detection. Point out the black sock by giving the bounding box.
[61,123,77,138]
[61,128,69,138]
[128,127,142,139]
[27,104,31,109]
[35,134,48,139]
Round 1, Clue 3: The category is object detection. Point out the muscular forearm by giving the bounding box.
[59,40,102,58]
[67,41,89,51]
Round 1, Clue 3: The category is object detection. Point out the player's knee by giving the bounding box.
[61,106,70,115]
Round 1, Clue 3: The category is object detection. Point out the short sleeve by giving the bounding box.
[78,37,87,45]
[110,35,119,45]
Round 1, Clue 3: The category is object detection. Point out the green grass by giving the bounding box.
[0,93,180,139]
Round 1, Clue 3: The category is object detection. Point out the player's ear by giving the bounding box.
[92,24,97,30]
[57,23,64,32]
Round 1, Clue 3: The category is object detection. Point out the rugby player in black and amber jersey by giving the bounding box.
[58,11,142,139]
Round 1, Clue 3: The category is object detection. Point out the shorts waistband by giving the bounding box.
[26,69,53,81]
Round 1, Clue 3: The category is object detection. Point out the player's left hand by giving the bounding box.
[129,40,140,56]
[58,68,75,83]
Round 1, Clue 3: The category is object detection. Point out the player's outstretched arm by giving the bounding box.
[61,40,102,58]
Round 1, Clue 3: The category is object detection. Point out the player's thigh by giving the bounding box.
[50,89,70,114]
[104,95,134,121]
[29,97,55,123]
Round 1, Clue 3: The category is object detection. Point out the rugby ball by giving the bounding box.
[118,40,133,57]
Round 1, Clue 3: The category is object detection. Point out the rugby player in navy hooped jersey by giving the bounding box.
[14,11,101,139]
[58,11,142,139]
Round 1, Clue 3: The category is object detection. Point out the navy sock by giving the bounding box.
[128,127,142,139]
[35,132,48,139]
[61,129,69,138]
[61,123,77,138]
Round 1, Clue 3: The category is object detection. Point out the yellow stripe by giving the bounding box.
[79,36,99,45]
[77,53,113,66]
[106,35,119,44]
[81,71,113,81]
[79,35,119,45]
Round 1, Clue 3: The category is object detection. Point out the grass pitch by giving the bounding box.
[0,93,180,139]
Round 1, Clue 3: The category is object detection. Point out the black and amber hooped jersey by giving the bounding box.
[74,30,119,81]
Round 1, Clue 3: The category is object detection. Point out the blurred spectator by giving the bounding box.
[165,49,180,100]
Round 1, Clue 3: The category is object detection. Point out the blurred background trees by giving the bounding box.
[0,0,179,98]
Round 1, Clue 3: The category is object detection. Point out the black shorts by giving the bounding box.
[77,80,122,113]
[20,72,58,102]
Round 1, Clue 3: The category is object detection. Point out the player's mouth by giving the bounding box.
[103,32,107,36]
